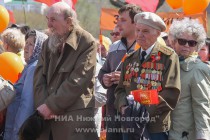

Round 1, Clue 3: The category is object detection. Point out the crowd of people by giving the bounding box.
[0,2,209,140]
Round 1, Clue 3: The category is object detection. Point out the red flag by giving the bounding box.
[72,0,77,5]
[63,0,77,8]
[34,0,77,9]
[126,0,159,12]
[72,0,77,9]
[34,0,59,6]
[7,10,16,24]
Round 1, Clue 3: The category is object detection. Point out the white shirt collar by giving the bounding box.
[140,43,155,59]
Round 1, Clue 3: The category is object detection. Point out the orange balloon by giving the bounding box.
[183,0,209,15]
[0,52,24,84]
[0,5,9,33]
[166,0,183,9]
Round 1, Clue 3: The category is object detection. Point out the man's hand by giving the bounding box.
[37,104,56,120]
[111,71,121,84]
[102,73,113,87]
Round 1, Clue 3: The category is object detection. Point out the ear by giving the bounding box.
[168,35,176,47]
[156,31,161,37]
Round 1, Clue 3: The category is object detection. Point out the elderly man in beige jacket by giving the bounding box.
[33,2,98,140]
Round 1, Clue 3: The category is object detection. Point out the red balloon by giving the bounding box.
[0,52,24,84]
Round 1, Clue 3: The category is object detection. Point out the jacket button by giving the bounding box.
[50,87,53,90]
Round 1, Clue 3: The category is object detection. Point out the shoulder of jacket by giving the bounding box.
[76,26,95,42]
[157,44,174,55]
[125,50,137,59]
[195,60,210,72]
[191,60,210,82]
[109,40,122,52]
[181,57,210,72]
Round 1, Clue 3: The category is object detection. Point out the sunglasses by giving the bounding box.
[177,38,197,47]
[110,32,120,36]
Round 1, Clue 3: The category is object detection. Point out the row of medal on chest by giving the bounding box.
[125,62,164,81]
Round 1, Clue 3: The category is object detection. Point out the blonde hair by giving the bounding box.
[1,28,25,53]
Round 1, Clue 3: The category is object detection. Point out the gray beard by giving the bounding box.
[48,34,65,53]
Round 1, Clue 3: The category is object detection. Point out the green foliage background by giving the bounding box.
[13,0,210,38]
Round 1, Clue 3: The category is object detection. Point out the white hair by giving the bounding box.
[169,18,206,51]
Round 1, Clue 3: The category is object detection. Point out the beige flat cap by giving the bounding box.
[134,12,166,32]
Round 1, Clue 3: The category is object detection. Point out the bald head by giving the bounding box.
[48,2,71,16]
[47,2,78,27]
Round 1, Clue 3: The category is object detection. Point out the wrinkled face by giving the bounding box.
[24,36,35,63]
[135,23,160,50]
[198,45,209,61]
[174,33,198,58]
[117,11,135,38]
[46,8,69,36]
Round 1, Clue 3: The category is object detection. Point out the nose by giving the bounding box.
[137,31,143,38]
[183,42,190,47]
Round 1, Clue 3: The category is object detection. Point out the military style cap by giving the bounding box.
[134,12,166,32]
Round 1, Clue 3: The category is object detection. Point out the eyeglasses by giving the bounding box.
[177,38,197,47]
[110,32,120,36]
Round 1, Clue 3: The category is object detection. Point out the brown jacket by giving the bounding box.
[114,42,181,133]
[33,26,98,139]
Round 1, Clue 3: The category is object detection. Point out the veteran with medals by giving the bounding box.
[114,12,181,140]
